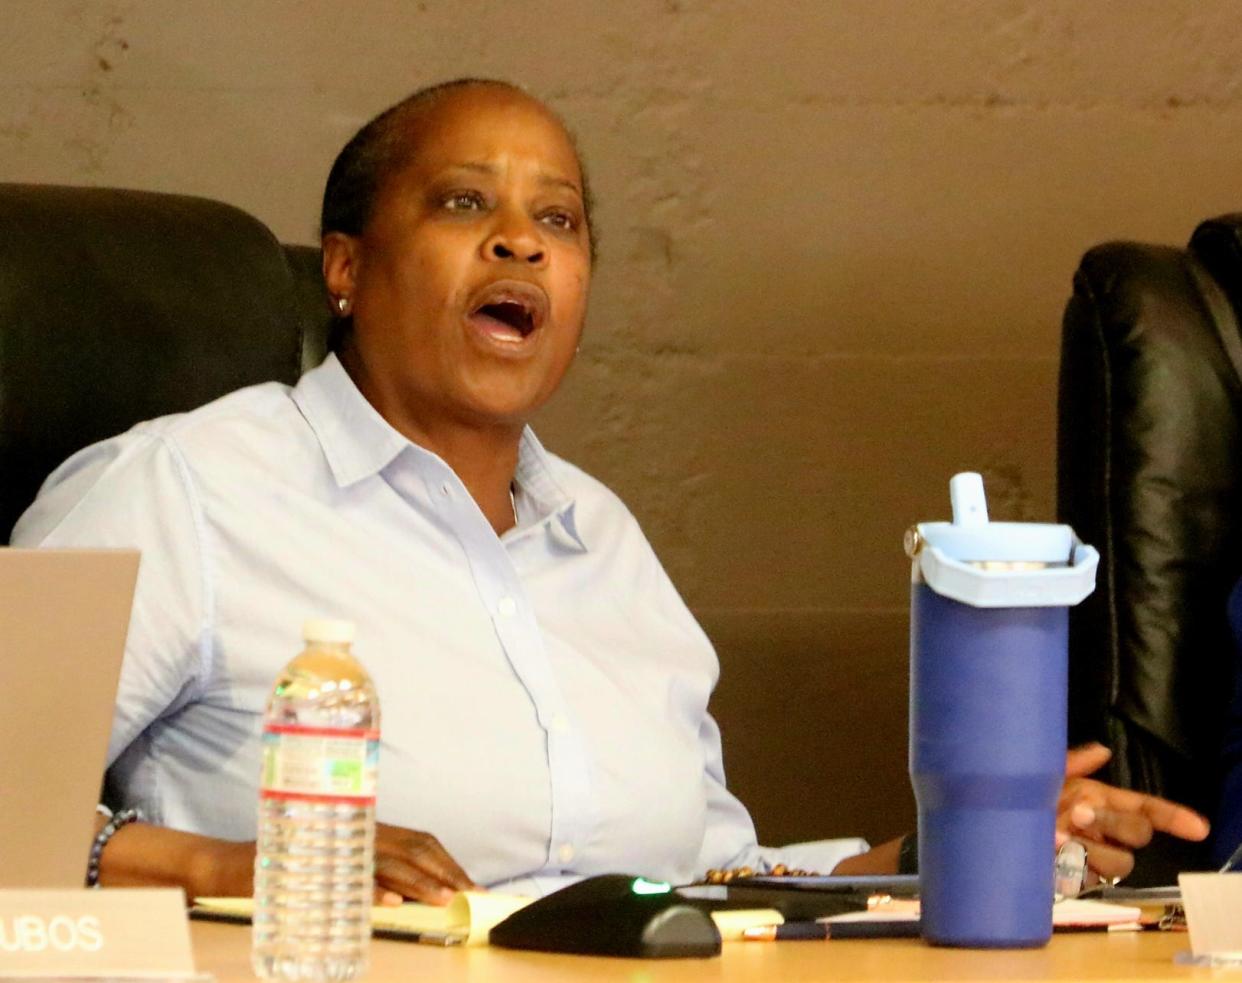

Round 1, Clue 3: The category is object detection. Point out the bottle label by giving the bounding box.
[259,725,379,804]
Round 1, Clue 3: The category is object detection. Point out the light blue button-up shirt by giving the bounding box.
[14,355,865,893]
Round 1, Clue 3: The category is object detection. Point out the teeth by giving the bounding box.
[470,284,545,341]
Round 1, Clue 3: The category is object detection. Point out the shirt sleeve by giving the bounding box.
[693,708,871,876]
[11,428,212,766]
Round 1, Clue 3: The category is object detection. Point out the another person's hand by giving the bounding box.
[373,823,477,905]
[1057,743,1211,883]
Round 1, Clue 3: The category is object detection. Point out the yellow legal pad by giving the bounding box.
[193,889,779,944]
[193,893,782,946]
[196,892,527,945]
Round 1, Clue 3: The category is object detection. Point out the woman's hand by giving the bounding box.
[96,818,475,906]
[1057,743,1211,883]
[373,823,477,905]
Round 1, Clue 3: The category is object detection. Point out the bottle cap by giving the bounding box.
[302,618,356,644]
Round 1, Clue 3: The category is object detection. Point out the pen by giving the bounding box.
[742,920,921,941]
[1217,838,1242,874]
[373,928,465,946]
[1055,922,1148,934]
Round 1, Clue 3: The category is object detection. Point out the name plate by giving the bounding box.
[1180,873,1242,965]
[0,888,195,978]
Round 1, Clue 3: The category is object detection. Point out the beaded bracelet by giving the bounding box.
[85,807,143,887]
[704,831,921,884]
[703,863,821,884]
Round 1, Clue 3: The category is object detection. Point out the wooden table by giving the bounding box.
[192,921,1217,982]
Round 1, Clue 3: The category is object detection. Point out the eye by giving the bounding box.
[442,189,487,212]
[539,209,578,232]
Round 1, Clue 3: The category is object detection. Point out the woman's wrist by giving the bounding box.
[830,835,905,875]
[92,819,254,900]
[188,837,255,899]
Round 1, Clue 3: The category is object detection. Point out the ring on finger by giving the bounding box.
[1054,839,1088,900]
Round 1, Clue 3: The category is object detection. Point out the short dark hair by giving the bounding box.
[320,78,596,257]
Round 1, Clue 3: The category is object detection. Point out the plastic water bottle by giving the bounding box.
[252,619,380,981]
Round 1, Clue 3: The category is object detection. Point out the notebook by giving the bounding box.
[193,892,784,946]
[0,548,140,888]
[194,892,532,946]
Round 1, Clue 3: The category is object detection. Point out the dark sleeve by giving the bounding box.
[1213,578,1242,867]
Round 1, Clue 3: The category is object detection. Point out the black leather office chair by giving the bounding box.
[1058,214,1242,881]
[0,183,332,543]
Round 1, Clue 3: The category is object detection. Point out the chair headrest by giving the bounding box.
[0,183,319,541]
[1190,213,1242,326]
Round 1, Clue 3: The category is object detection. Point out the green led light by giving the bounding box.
[631,877,672,896]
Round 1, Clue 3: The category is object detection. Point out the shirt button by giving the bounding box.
[497,597,517,617]
[551,714,570,734]
[558,844,575,864]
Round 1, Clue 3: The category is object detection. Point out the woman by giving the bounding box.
[13,79,1208,901]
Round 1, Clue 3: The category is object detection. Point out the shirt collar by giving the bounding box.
[292,354,588,552]
[512,428,587,552]
[291,353,408,487]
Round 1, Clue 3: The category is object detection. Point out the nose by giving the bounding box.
[481,212,547,267]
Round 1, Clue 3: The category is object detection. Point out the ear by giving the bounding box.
[322,232,362,307]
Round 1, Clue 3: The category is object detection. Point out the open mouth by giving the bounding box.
[466,281,549,344]
[474,300,536,337]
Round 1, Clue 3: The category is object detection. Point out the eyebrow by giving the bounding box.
[445,161,582,197]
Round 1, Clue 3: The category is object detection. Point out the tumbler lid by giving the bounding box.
[907,472,1098,608]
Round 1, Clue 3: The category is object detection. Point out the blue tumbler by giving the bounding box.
[907,473,1098,948]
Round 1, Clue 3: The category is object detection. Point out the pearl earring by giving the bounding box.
[337,296,350,314]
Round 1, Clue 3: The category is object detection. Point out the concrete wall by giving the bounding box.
[4,0,1241,849]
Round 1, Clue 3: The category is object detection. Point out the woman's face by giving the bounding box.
[324,86,592,437]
